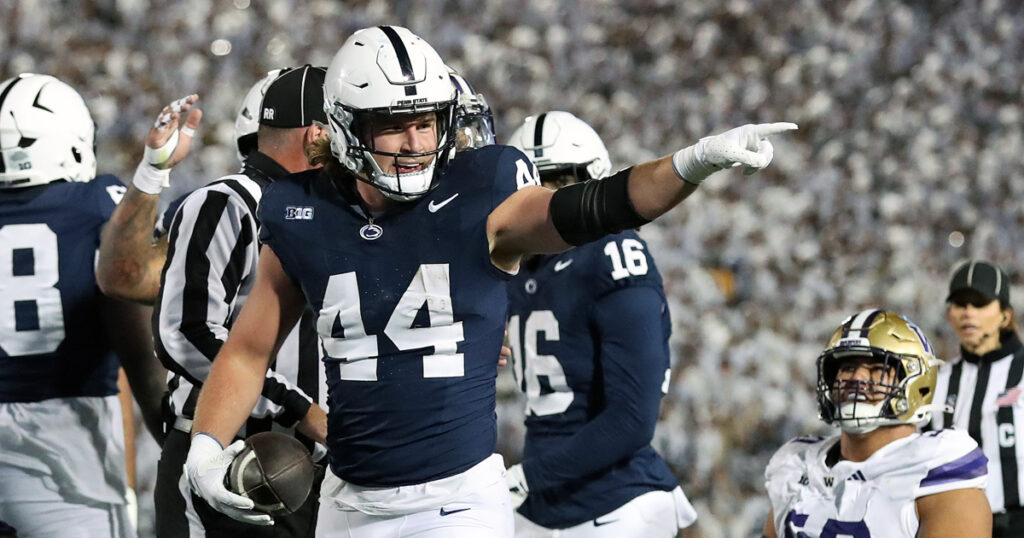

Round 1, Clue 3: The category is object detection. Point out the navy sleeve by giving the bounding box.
[489,145,541,211]
[155,192,189,239]
[522,285,668,491]
[584,231,663,299]
[92,174,127,221]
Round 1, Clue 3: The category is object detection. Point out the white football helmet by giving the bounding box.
[323,26,457,202]
[506,111,611,185]
[234,68,283,164]
[0,73,96,188]
[448,69,494,150]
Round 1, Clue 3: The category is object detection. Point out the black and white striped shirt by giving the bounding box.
[930,333,1024,513]
[153,152,324,451]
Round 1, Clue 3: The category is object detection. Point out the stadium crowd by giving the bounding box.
[4,0,1023,535]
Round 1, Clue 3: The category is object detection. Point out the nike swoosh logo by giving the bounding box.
[593,518,619,527]
[428,193,459,213]
[553,259,573,272]
[439,507,471,516]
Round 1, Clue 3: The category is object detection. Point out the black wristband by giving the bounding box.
[549,167,650,246]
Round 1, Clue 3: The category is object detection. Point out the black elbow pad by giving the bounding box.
[549,167,650,246]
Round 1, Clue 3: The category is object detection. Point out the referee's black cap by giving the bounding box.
[260,65,327,128]
[947,260,1011,305]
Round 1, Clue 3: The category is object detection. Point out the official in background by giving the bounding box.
[929,260,1024,538]
[151,66,328,537]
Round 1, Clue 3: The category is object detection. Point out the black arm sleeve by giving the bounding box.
[548,167,650,246]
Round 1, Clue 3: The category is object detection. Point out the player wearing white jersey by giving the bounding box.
[763,309,992,538]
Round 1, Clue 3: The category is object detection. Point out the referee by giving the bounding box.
[930,260,1024,537]
[153,66,328,537]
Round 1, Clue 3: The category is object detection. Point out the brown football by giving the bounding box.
[224,432,314,516]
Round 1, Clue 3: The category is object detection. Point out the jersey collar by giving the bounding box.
[961,332,1022,364]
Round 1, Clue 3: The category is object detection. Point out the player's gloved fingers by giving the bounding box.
[705,138,771,169]
[743,140,774,175]
[750,122,798,139]
[219,504,274,526]
[222,439,247,458]
[211,488,257,510]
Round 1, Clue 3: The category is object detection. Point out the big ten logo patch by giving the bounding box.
[285,206,314,220]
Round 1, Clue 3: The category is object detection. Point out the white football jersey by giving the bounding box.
[765,430,987,538]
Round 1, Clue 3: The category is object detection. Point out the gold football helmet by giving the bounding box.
[816,309,941,434]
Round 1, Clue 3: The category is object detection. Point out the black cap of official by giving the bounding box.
[260,65,327,128]
[947,260,1011,305]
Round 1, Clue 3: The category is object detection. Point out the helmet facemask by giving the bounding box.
[327,101,456,202]
[453,109,495,151]
[818,349,913,434]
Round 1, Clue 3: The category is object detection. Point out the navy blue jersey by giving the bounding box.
[0,176,126,402]
[507,231,680,528]
[259,145,540,487]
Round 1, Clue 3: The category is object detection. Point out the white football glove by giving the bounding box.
[672,122,798,185]
[505,463,529,509]
[184,433,273,526]
[124,487,138,530]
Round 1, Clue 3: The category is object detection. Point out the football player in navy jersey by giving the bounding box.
[503,111,697,537]
[183,25,796,536]
[0,73,163,537]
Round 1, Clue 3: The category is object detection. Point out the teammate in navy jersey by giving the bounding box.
[182,25,796,535]
[503,111,696,537]
[0,73,162,537]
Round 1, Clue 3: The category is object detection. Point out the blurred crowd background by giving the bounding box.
[4,0,1023,535]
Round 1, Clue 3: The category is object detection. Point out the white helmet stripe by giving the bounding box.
[847,308,882,338]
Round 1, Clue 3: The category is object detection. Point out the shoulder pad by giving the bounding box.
[916,430,986,492]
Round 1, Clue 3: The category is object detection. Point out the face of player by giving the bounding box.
[947,291,1006,355]
[832,356,898,405]
[363,112,438,177]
